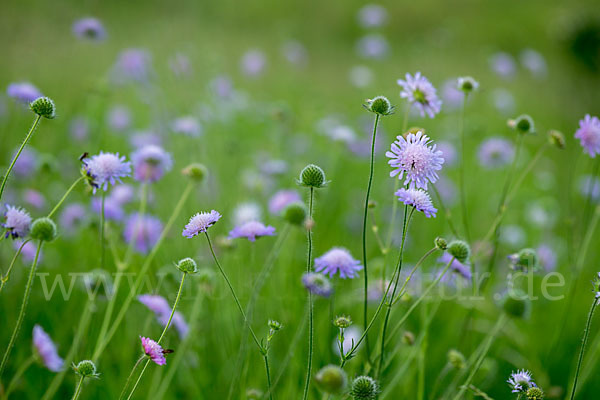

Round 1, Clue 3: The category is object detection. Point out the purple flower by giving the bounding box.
[131,145,172,183]
[575,114,600,157]
[171,116,202,137]
[60,203,87,234]
[395,188,437,218]
[520,49,547,78]
[438,252,471,282]
[3,204,32,238]
[301,272,333,297]
[83,152,131,193]
[140,336,166,366]
[241,49,266,77]
[537,244,557,272]
[72,17,106,41]
[269,190,301,215]
[69,116,90,141]
[356,34,389,60]
[33,325,64,372]
[491,88,515,115]
[182,210,221,238]
[477,137,514,168]
[123,213,163,254]
[112,48,152,84]
[24,190,46,210]
[357,4,388,28]
[436,141,457,167]
[130,131,162,149]
[507,370,535,393]
[578,174,600,202]
[110,185,135,205]
[12,147,37,178]
[386,131,444,189]
[435,176,457,206]
[314,248,363,279]
[229,221,276,242]
[106,105,131,131]
[6,82,42,104]
[397,72,442,118]
[138,294,188,338]
[91,197,124,221]
[489,52,516,79]
[209,75,234,99]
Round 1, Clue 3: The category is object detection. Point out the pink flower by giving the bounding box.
[140,336,166,366]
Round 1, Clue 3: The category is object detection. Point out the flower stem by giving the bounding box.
[264,353,274,400]
[119,355,146,400]
[0,239,31,292]
[157,272,186,344]
[302,186,315,400]
[100,192,106,272]
[47,176,84,218]
[0,115,41,202]
[71,375,85,400]
[458,94,470,241]
[568,298,598,399]
[0,240,43,378]
[126,359,150,400]
[362,113,381,356]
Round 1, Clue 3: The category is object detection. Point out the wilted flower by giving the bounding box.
[315,247,363,279]
[397,72,442,118]
[507,370,535,393]
[33,325,64,372]
[82,152,131,193]
[394,188,437,218]
[123,213,163,254]
[269,190,301,215]
[2,204,32,239]
[477,137,514,168]
[302,272,333,297]
[386,131,444,189]
[6,82,42,104]
[182,210,221,238]
[72,17,106,41]
[131,145,173,183]
[575,114,600,157]
[138,294,188,338]
[228,220,276,242]
[140,336,166,366]
[171,116,202,137]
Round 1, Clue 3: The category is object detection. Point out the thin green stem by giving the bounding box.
[71,376,85,400]
[100,192,106,272]
[0,240,43,378]
[568,299,598,400]
[119,356,146,400]
[302,187,315,400]
[0,115,41,202]
[157,273,186,344]
[2,354,34,399]
[363,113,381,356]
[47,176,84,218]
[126,359,150,400]
[264,354,273,400]
[0,239,31,292]
[458,94,470,241]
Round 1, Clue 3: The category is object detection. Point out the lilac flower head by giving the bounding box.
[478,137,514,168]
[575,114,600,157]
[131,145,173,183]
[302,272,333,297]
[83,152,131,193]
[241,49,266,77]
[269,190,301,215]
[386,131,444,189]
[24,189,46,210]
[229,221,276,242]
[397,72,442,118]
[140,336,166,366]
[537,244,557,272]
[130,131,162,149]
[171,116,202,137]
[138,294,188,338]
[72,17,106,41]
[507,370,535,393]
[314,247,363,279]
[490,52,516,79]
[110,184,135,205]
[112,48,152,84]
[395,188,437,218]
[123,213,163,254]
[357,4,388,28]
[6,82,42,104]
[356,34,389,60]
[520,49,547,78]
[69,116,89,141]
[33,325,64,372]
[183,210,221,238]
[106,105,131,131]
[3,205,32,239]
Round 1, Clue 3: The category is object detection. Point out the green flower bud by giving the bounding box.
[282,201,307,226]
[181,163,208,182]
[509,114,535,135]
[434,237,448,250]
[30,97,56,119]
[447,240,470,263]
[299,164,327,188]
[314,365,347,394]
[457,76,479,93]
[501,289,531,319]
[447,349,466,369]
[548,130,565,149]
[508,248,539,272]
[402,331,415,346]
[268,320,282,331]
[350,375,379,400]
[74,360,98,378]
[526,386,544,400]
[176,257,198,274]
[30,217,58,242]
[365,96,393,116]
[333,315,352,329]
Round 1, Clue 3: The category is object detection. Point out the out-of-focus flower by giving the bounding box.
[69,116,90,141]
[130,131,162,149]
[131,145,173,183]
[490,88,515,115]
[138,294,188,338]
[228,220,276,242]
[6,82,42,104]
[499,224,526,247]
[171,116,202,137]
[395,188,437,218]
[72,17,106,41]
[24,189,46,210]
[233,202,262,225]
[301,272,333,297]
[282,40,308,66]
[12,147,37,178]
[2,204,31,239]
[14,239,42,262]
[356,34,389,60]
[441,79,464,111]
[436,141,457,167]
[209,75,234,99]
[106,105,131,132]
[123,213,163,254]
[241,49,266,77]
[333,326,362,356]
[140,336,166,366]
[438,252,471,283]
[537,244,557,271]
[357,4,388,28]
[315,248,363,279]
[397,72,442,118]
[520,49,547,78]
[349,65,374,88]
[269,190,301,215]
[477,137,514,168]
[169,52,192,77]
[83,152,131,193]
[60,203,87,234]
[91,197,124,221]
[112,48,152,84]
[182,210,221,238]
[578,174,600,202]
[489,52,516,79]
[575,114,600,157]
[33,325,64,372]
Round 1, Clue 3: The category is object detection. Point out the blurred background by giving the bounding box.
[1,0,600,399]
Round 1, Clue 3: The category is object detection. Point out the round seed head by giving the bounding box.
[350,376,379,400]
[30,217,57,242]
[447,240,470,263]
[176,257,198,274]
[334,315,352,329]
[282,201,307,226]
[526,387,544,400]
[447,349,466,369]
[30,97,56,119]
[315,365,348,394]
[299,164,327,188]
[181,163,208,182]
[434,236,448,250]
[365,95,393,115]
[74,360,97,378]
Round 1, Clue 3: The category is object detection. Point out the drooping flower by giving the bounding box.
[397,72,442,118]
[138,294,188,338]
[123,213,163,254]
[575,114,600,157]
[83,152,131,193]
[394,188,437,218]
[315,248,363,279]
[171,116,202,137]
[131,145,173,183]
[477,137,514,168]
[301,272,333,297]
[140,337,166,366]
[33,325,64,372]
[507,370,535,393]
[6,82,42,104]
[72,17,107,41]
[3,204,32,239]
[182,210,221,238]
[228,221,276,242]
[269,190,301,215]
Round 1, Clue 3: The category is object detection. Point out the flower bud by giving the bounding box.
[500,289,530,319]
[334,315,352,329]
[447,240,470,263]
[548,130,565,149]
[176,257,198,274]
[30,217,58,242]
[282,201,307,226]
[508,248,539,272]
[350,375,379,400]
[315,365,347,394]
[30,97,56,119]
[457,76,479,93]
[268,320,282,331]
[367,200,377,209]
[434,236,448,250]
[74,359,98,378]
[402,331,415,346]
[299,164,327,188]
[447,349,466,369]
[526,386,544,400]
[181,163,208,182]
[406,126,425,135]
[509,114,535,135]
[365,96,393,115]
